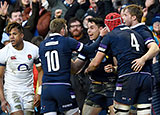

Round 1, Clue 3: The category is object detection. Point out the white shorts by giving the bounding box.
[4,89,34,114]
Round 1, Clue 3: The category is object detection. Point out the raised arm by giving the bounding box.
[25,0,39,33]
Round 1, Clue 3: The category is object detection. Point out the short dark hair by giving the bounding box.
[68,17,83,28]
[88,17,105,28]
[5,22,24,33]
[8,8,22,18]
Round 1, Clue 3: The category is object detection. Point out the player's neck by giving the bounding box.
[14,41,24,50]
[131,20,139,27]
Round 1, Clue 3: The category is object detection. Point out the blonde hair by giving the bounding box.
[123,4,143,23]
[49,18,66,33]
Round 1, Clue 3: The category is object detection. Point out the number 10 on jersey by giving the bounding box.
[45,50,60,72]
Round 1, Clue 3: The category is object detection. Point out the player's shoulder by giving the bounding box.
[131,23,151,32]
[24,41,38,48]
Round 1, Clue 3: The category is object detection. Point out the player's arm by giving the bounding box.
[34,65,43,107]
[131,42,159,72]
[80,27,108,54]
[0,66,10,114]
[85,51,106,74]
[71,58,86,74]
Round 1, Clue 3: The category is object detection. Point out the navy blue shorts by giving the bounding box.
[40,84,78,113]
[115,72,152,105]
[85,82,115,109]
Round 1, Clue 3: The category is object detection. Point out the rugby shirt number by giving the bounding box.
[45,50,60,72]
[131,33,140,51]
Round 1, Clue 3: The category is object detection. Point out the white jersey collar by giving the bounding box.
[49,33,62,37]
[130,22,145,29]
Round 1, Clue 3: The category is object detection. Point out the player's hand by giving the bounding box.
[34,94,41,107]
[1,100,10,114]
[104,64,113,73]
[100,27,109,37]
[131,58,145,72]
[84,68,89,75]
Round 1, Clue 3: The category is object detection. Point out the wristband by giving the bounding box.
[37,85,42,95]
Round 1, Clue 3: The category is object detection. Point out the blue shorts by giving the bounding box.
[40,84,78,113]
[115,72,152,105]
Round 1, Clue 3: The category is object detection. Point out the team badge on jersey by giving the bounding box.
[28,54,32,60]
[11,56,16,60]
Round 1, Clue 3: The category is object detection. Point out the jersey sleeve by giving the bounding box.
[68,36,103,54]
[67,37,84,52]
[98,34,110,53]
[142,28,155,45]
[77,53,87,61]
[33,45,41,67]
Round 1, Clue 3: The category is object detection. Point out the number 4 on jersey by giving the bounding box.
[131,33,140,51]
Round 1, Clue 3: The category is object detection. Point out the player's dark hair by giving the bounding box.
[88,17,105,28]
[68,17,83,29]
[5,22,24,33]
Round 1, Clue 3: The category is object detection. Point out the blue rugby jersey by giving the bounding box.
[39,33,102,83]
[78,40,116,82]
[98,25,153,76]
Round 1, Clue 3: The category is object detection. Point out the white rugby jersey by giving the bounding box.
[0,41,40,91]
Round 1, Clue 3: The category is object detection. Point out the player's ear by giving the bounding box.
[132,15,137,21]
[20,33,24,39]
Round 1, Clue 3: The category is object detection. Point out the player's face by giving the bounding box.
[10,12,23,24]
[87,22,100,40]
[9,27,24,49]
[69,21,83,37]
[122,9,133,27]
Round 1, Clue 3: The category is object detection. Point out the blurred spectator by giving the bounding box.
[87,0,106,19]
[22,1,51,38]
[1,0,39,45]
[151,15,160,115]
[68,17,89,44]
[151,15,160,46]
[143,0,160,26]
[49,0,75,19]
[82,10,96,29]
[64,0,90,22]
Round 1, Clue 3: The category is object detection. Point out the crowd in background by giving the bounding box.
[0,0,160,115]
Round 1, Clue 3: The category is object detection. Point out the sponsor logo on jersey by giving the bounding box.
[11,56,16,60]
[28,54,32,60]
[62,103,72,108]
